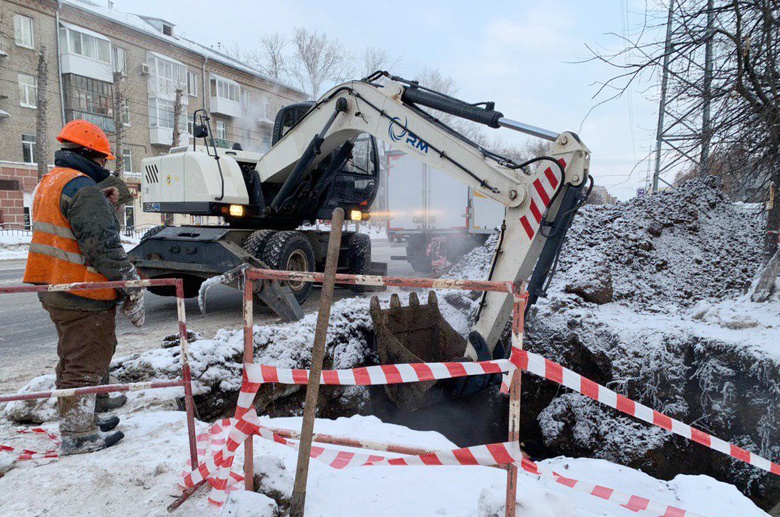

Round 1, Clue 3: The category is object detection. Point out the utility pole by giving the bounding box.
[112,71,125,178]
[34,47,48,181]
[701,0,714,174]
[652,0,675,193]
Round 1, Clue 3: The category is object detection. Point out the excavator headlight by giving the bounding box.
[350,210,363,221]
[229,205,245,217]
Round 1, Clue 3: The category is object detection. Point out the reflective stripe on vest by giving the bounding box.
[23,167,116,301]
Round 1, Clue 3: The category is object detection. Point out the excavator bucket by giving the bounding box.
[369,292,478,411]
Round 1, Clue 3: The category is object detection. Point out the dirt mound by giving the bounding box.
[556,176,763,309]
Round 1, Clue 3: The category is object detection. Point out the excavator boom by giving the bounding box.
[255,73,591,357]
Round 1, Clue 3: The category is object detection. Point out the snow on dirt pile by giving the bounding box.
[111,296,376,421]
[555,175,762,308]
[517,176,780,511]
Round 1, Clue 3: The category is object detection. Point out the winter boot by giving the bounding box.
[60,430,125,456]
[59,394,124,456]
[95,393,127,413]
[94,413,120,432]
[95,371,127,413]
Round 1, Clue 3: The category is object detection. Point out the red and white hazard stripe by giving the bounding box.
[509,347,780,476]
[0,427,60,461]
[183,418,703,517]
[519,159,564,240]
[234,348,780,476]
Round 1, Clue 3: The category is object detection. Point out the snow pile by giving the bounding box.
[112,296,376,420]
[0,411,768,516]
[517,176,780,509]
[0,232,31,261]
[554,176,762,308]
[1,375,57,424]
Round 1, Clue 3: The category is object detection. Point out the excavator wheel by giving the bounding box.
[347,233,371,293]
[242,229,276,258]
[261,231,316,304]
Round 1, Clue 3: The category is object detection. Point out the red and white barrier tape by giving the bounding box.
[182,417,702,517]
[507,347,780,476]
[0,427,60,461]
[234,349,779,477]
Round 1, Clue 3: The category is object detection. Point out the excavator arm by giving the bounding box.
[255,74,591,357]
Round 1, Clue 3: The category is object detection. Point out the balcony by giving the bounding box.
[150,126,189,146]
[209,96,241,118]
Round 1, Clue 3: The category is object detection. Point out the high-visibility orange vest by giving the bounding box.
[23,167,117,301]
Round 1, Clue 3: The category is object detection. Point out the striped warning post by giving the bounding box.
[519,159,565,240]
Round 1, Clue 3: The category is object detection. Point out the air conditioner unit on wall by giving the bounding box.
[139,63,149,75]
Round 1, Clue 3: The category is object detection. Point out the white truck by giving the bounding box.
[385,150,505,272]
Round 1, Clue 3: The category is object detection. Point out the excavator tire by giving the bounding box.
[261,231,315,304]
[242,229,276,258]
[347,233,371,293]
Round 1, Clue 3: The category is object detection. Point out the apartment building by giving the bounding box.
[0,0,307,231]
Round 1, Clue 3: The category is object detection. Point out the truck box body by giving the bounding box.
[385,150,504,271]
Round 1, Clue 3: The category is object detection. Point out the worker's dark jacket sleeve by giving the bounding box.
[38,151,137,311]
[67,185,135,282]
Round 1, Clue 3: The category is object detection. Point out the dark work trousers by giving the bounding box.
[42,304,118,390]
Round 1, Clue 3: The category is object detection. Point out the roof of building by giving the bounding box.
[63,0,306,96]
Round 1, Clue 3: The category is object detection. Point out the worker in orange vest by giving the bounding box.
[24,120,145,455]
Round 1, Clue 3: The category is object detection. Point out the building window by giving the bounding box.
[240,88,250,108]
[18,74,37,108]
[62,74,114,132]
[60,26,111,64]
[216,120,227,140]
[148,98,186,131]
[122,148,133,173]
[210,77,239,102]
[22,134,36,163]
[113,46,127,75]
[14,15,34,49]
[187,71,198,97]
[149,54,187,98]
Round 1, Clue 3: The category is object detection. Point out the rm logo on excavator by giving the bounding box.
[389,116,429,154]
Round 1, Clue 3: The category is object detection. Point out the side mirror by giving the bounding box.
[194,124,209,138]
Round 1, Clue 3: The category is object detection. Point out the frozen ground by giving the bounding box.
[0,399,768,516]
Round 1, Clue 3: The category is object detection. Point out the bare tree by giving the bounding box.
[289,27,353,99]
[360,47,401,78]
[259,32,288,79]
[34,47,48,181]
[591,1,780,263]
[172,87,184,147]
[112,71,125,178]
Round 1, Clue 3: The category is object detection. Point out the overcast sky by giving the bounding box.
[114,0,667,200]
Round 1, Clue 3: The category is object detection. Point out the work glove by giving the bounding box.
[121,286,145,327]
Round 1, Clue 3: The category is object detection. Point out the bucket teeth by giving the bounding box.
[427,291,438,306]
[390,293,401,308]
[408,292,420,307]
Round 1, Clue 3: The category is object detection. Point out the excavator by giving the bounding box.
[129,71,591,408]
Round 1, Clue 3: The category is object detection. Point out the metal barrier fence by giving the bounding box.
[238,268,527,517]
[0,278,199,471]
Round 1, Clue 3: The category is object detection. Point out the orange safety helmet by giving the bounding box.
[56,120,116,160]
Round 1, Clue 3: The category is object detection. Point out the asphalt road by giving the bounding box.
[0,238,414,392]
